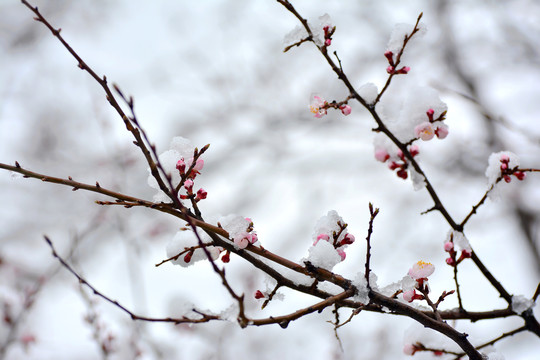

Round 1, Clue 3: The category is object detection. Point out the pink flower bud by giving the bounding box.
[396,66,410,74]
[196,188,208,201]
[396,169,408,179]
[317,233,330,242]
[409,145,420,157]
[184,179,194,191]
[184,251,193,263]
[341,233,355,245]
[176,159,186,174]
[384,50,394,65]
[336,249,346,261]
[443,241,454,252]
[500,154,510,162]
[221,251,230,263]
[503,175,512,183]
[514,171,526,181]
[254,290,265,299]
[446,257,456,266]
[403,289,416,303]
[500,162,508,170]
[325,38,332,46]
[386,66,395,74]
[426,108,435,121]
[340,104,352,116]
[435,125,449,139]
[375,149,390,163]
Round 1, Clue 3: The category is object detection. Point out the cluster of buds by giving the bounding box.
[384,50,410,75]
[499,154,526,183]
[322,23,335,46]
[313,220,355,261]
[403,261,435,303]
[414,108,449,141]
[376,145,419,180]
[444,233,471,267]
[309,94,351,118]
[176,156,207,202]
[231,217,258,250]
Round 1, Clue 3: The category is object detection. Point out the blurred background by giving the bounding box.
[1,0,539,359]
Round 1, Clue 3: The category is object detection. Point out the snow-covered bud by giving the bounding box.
[403,343,418,356]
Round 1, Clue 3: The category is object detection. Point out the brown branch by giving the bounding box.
[43,236,220,324]
[365,203,379,287]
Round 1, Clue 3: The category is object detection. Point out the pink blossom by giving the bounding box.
[374,149,390,163]
[336,248,346,261]
[414,122,435,141]
[435,124,449,139]
[340,104,352,116]
[309,94,327,118]
[408,261,435,280]
[234,235,250,249]
[443,241,454,252]
[193,158,204,171]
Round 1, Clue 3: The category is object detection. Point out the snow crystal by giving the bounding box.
[284,25,308,46]
[219,214,250,241]
[305,240,341,270]
[379,281,402,297]
[485,151,520,185]
[511,294,535,314]
[358,82,378,105]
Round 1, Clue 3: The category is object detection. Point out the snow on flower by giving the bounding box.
[304,210,355,270]
[147,137,204,203]
[511,295,536,314]
[283,13,334,48]
[485,151,522,185]
[382,87,447,143]
[219,214,258,250]
[408,261,435,280]
[309,93,328,118]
